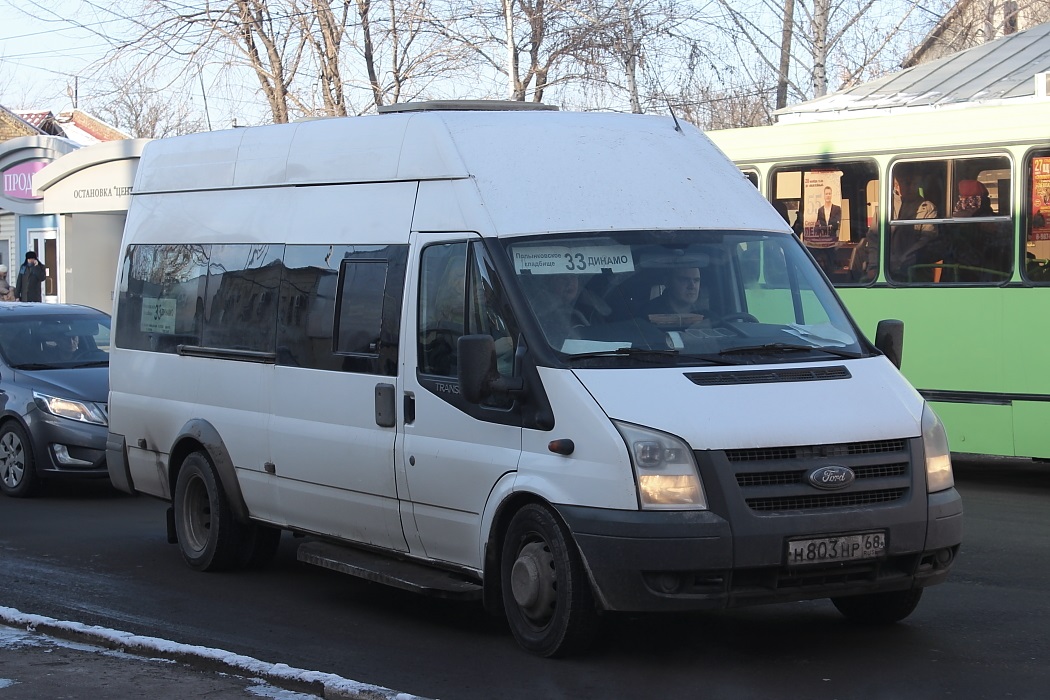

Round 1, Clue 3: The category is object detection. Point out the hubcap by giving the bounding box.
[0,432,25,488]
[180,474,213,554]
[510,541,556,623]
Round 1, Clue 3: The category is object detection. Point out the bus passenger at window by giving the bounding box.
[889,170,941,282]
[952,180,1008,281]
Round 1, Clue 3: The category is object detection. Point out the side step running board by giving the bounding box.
[297,541,483,601]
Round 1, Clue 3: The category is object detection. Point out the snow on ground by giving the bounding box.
[0,606,429,700]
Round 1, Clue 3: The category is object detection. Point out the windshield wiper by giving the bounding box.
[12,363,56,370]
[567,347,680,362]
[567,347,741,366]
[720,343,862,359]
[67,360,110,368]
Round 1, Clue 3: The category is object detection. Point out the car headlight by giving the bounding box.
[921,403,954,493]
[614,420,707,510]
[33,392,108,426]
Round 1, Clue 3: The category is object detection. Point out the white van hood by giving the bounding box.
[573,357,923,451]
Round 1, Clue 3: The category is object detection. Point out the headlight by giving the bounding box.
[614,421,707,510]
[33,392,108,426]
[921,403,954,493]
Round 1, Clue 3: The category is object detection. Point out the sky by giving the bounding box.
[0,0,264,126]
[0,0,117,112]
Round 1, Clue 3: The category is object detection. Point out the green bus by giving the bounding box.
[709,101,1050,460]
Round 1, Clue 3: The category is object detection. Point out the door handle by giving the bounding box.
[404,392,415,424]
[375,383,395,427]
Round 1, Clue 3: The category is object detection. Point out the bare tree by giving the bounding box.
[712,0,929,110]
[80,68,207,138]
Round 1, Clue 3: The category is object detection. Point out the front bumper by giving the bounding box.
[25,410,108,479]
[555,486,963,613]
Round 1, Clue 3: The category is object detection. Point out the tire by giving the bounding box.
[173,451,244,571]
[238,524,282,569]
[501,503,599,657]
[0,422,39,498]
[832,588,923,624]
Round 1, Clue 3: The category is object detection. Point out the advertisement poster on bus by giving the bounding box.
[1031,157,1050,241]
[802,172,843,248]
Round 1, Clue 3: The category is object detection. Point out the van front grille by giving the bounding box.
[726,439,906,462]
[745,488,907,512]
[706,438,915,515]
[736,462,907,488]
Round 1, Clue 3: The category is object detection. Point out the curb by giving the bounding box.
[0,606,430,700]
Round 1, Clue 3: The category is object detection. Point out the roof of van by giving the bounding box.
[133,107,788,235]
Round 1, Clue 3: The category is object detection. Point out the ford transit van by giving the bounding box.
[107,102,962,657]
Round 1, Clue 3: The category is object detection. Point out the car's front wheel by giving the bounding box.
[501,503,599,657]
[0,422,39,498]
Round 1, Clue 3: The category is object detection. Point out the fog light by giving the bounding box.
[53,445,93,466]
[651,572,683,594]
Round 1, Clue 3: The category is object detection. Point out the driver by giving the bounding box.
[644,266,706,328]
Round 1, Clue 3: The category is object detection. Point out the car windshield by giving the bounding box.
[0,313,112,370]
[502,230,867,367]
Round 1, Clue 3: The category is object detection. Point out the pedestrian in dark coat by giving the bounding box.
[15,251,46,302]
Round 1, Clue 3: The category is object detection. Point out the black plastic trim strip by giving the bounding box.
[918,389,1050,405]
[177,345,277,363]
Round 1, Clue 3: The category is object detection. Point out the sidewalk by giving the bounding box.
[0,608,428,700]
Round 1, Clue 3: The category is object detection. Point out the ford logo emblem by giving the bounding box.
[807,465,855,490]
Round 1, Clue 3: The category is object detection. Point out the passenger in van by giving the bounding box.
[532,273,588,348]
[644,266,707,328]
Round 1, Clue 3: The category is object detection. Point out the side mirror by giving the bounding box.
[458,334,525,405]
[874,319,904,369]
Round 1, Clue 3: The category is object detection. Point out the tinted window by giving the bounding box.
[276,244,407,374]
[202,244,283,353]
[336,260,387,355]
[115,244,209,352]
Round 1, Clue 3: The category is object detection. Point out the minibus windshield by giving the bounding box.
[502,230,867,367]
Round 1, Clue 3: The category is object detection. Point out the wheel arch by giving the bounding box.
[168,419,250,523]
[482,491,603,616]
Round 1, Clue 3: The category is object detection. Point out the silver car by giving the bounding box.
[0,303,110,497]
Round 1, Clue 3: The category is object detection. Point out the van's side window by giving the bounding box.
[418,241,520,412]
[418,243,467,377]
[335,259,387,355]
[115,243,210,352]
[277,245,407,375]
[203,244,284,353]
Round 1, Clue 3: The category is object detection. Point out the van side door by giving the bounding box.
[397,236,522,568]
[268,243,410,551]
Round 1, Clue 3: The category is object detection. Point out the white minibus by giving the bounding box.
[107,102,962,657]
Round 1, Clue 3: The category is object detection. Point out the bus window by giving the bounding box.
[888,157,1012,285]
[769,161,879,286]
[1024,149,1050,283]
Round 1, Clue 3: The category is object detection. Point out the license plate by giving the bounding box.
[786,531,886,566]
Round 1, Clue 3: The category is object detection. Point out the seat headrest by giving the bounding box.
[958,180,987,197]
